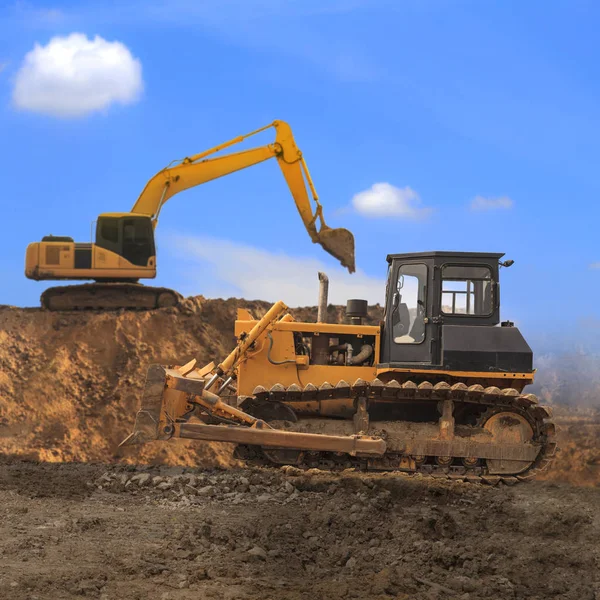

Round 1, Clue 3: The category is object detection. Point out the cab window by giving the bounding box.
[392,263,427,344]
[100,218,119,244]
[442,265,493,315]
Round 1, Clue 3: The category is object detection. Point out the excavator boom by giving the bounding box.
[130,120,355,273]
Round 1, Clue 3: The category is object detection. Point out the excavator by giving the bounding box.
[25,121,355,310]
[122,254,557,484]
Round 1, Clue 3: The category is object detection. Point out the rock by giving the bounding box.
[152,476,164,486]
[256,493,272,503]
[131,473,151,486]
[247,546,267,560]
[280,465,302,476]
[157,481,173,491]
[345,557,357,569]
[371,568,394,595]
[197,485,216,497]
[283,481,295,494]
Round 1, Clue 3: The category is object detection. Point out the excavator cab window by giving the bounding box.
[120,218,154,267]
[96,217,121,256]
[101,220,119,244]
[95,216,155,267]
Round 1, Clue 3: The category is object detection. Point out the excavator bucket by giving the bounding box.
[316,226,356,274]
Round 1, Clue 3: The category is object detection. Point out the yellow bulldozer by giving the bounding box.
[25,121,354,310]
[122,256,557,484]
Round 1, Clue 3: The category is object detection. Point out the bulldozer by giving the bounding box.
[122,252,557,484]
[25,121,354,310]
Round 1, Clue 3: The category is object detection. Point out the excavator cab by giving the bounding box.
[95,213,156,269]
[380,251,532,374]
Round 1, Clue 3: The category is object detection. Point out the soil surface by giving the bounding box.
[1,460,598,600]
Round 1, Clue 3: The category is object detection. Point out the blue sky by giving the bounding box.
[1,0,600,352]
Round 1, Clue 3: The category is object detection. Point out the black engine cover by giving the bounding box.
[442,325,532,373]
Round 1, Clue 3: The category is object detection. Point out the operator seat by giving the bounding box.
[393,302,415,343]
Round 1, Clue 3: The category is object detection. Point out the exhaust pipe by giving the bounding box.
[317,272,329,323]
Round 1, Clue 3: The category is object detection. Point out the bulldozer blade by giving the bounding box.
[120,364,168,447]
[316,226,356,273]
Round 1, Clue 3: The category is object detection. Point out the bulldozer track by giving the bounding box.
[239,378,557,485]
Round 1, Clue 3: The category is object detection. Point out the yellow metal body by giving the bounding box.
[25,120,355,285]
[25,237,155,281]
[234,317,381,396]
[233,313,535,399]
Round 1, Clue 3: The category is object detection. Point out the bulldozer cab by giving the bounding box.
[95,214,156,268]
[381,252,503,367]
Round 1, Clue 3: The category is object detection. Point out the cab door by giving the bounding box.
[382,261,433,365]
[121,217,155,267]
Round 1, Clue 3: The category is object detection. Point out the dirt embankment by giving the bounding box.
[0,299,381,468]
[0,298,598,485]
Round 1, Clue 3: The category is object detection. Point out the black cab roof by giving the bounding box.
[386,251,505,263]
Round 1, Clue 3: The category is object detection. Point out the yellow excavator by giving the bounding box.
[25,121,355,310]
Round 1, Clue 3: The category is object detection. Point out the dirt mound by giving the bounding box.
[0,298,598,485]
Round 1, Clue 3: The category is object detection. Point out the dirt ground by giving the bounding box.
[0,460,598,600]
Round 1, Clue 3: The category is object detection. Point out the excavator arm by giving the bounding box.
[129,121,355,273]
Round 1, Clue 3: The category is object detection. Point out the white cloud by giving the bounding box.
[12,33,143,118]
[351,183,433,220]
[470,195,514,211]
[167,234,386,307]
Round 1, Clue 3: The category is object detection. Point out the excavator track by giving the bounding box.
[41,283,182,311]
[236,378,557,485]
